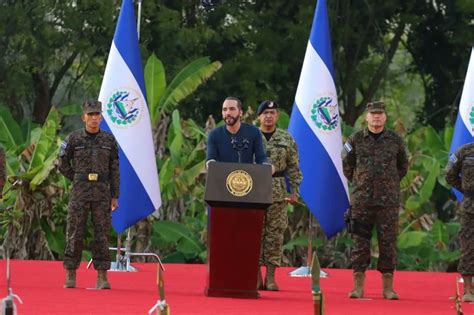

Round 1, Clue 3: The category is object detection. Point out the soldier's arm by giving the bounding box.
[397,138,409,179]
[446,150,463,192]
[0,148,5,195]
[254,129,269,165]
[109,138,120,199]
[341,136,355,182]
[58,136,75,181]
[286,137,302,195]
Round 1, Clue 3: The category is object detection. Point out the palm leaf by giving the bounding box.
[30,139,60,188]
[169,110,184,160]
[145,53,166,123]
[153,220,204,254]
[158,57,222,114]
[28,107,60,174]
[0,106,23,148]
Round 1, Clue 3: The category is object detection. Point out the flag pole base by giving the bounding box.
[288,266,328,278]
[86,230,164,272]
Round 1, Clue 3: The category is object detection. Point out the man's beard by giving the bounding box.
[225,115,239,126]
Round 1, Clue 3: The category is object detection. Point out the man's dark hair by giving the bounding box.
[224,96,242,110]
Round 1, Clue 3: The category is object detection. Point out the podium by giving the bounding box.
[204,162,272,298]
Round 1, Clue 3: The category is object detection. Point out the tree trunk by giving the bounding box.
[32,71,51,124]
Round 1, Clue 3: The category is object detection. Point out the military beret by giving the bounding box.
[257,100,278,116]
[367,101,385,113]
[82,100,102,114]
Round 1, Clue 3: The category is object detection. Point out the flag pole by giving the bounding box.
[105,0,163,272]
[136,0,142,39]
[289,208,327,278]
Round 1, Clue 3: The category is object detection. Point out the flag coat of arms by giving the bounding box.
[288,0,350,237]
[99,0,161,232]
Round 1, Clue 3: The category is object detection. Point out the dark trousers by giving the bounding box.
[458,212,474,275]
[351,205,399,273]
[63,200,111,270]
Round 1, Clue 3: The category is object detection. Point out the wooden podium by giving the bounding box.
[204,162,272,299]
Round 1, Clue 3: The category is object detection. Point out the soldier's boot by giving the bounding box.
[462,276,474,302]
[348,272,365,298]
[257,268,265,290]
[265,265,279,291]
[64,269,76,288]
[96,270,111,289]
[382,273,399,300]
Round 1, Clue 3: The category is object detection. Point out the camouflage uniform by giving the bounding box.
[0,147,5,197]
[260,128,302,267]
[446,143,474,276]
[342,128,408,273]
[59,129,120,270]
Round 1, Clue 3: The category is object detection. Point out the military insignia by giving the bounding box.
[268,102,274,108]
[310,96,340,132]
[60,141,68,156]
[344,142,352,153]
[226,170,253,197]
[449,153,458,163]
[106,89,143,127]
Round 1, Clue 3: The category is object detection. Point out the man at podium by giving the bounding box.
[206,96,269,165]
[204,96,274,299]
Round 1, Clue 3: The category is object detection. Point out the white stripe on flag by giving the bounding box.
[295,42,349,196]
[99,43,161,209]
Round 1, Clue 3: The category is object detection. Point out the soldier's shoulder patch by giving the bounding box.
[59,140,68,156]
[344,142,353,153]
[449,153,458,163]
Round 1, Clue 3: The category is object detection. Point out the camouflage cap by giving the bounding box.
[82,100,102,114]
[257,100,278,116]
[367,101,385,113]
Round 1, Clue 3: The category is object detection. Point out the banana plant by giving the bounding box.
[159,109,206,213]
[130,54,220,257]
[0,107,67,259]
[145,53,222,124]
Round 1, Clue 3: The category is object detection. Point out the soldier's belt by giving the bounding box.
[74,173,109,182]
[272,171,286,178]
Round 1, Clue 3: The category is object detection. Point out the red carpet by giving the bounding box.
[0,260,473,314]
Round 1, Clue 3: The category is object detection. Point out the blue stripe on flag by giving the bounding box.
[309,0,335,80]
[288,0,349,238]
[113,0,147,98]
[289,104,347,237]
[101,122,154,232]
[100,0,160,233]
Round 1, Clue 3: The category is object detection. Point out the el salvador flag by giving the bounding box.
[99,0,161,233]
[449,47,474,200]
[288,0,349,238]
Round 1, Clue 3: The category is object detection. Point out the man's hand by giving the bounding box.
[111,198,119,211]
[284,193,298,205]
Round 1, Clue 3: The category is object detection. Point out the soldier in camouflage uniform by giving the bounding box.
[257,100,302,291]
[0,146,5,198]
[446,143,474,302]
[342,101,408,300]
[59,100,120,289]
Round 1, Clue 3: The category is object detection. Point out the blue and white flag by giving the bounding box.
[288,0,349,238]
[449,47,474,200]
[99,0,161,233]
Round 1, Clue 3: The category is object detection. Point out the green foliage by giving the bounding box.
[151,220,206,263]
[397,220,459,271]
[145,54,222,124]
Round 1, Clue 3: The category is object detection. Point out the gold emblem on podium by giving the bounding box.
[226,170,253,197]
